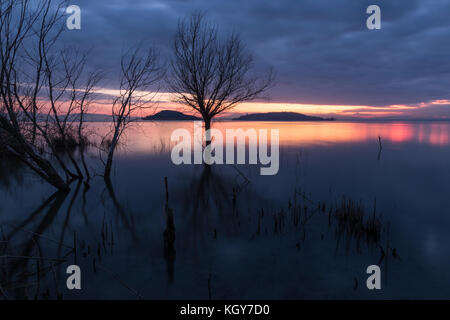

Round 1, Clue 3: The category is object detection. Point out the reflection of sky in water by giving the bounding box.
[1,121,450,299]
[109,121,450,154]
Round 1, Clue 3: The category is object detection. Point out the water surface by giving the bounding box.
[1,121,450,299]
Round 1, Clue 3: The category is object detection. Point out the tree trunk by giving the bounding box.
[104,147,115,181]
[204,116,212,146]
[203,116,212,167]
[34,157,70,191]
[104,127,120,180]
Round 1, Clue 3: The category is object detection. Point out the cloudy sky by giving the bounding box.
[61,0,450,119]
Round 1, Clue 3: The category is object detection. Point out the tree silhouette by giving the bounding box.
[168,12,274,143]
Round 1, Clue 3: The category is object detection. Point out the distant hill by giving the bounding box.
[143,110,201,121]
[233,112,335,121]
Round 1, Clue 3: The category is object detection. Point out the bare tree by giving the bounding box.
[59,49,102,183]
[103,47,164,181]
[168,12,274,139]
[0,0,100,190]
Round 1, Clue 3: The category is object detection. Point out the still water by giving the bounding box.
[1,121,450,299]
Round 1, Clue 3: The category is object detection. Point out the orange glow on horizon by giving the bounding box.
[52,87,450,119]
[88,121,450,157]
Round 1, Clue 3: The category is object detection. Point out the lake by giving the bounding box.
[1,121,450,299]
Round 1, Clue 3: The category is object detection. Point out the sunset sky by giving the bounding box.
[61,0,450,119]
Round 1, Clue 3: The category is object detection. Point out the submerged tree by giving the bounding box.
[103,47,164,181]
[168,12,274,140]
[0,0,101,190]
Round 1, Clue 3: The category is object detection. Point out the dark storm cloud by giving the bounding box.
[61,0,450,107]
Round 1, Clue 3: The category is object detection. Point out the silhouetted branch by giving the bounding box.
[168,12,274,135]
[103,46,164,180]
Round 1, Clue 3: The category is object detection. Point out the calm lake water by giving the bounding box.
[1,121,450,299]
